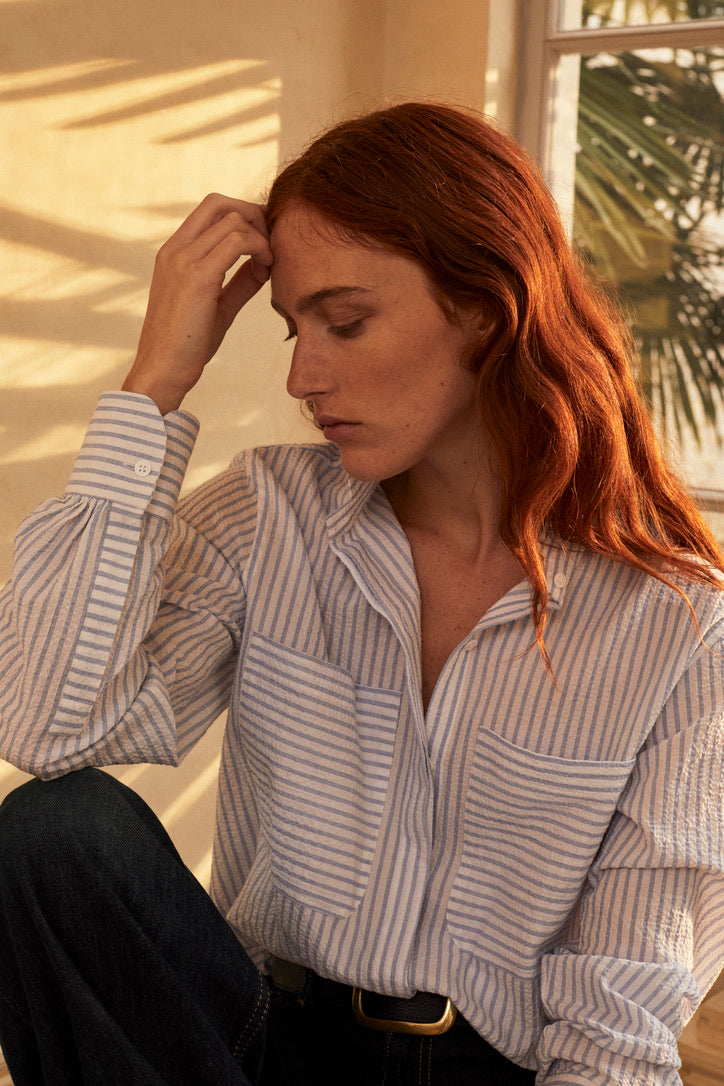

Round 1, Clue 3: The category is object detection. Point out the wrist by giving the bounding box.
[121,369,186,416]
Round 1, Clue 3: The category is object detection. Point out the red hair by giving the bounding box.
[266,101,723,661]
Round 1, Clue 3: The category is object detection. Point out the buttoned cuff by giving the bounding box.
[65,391,199,517]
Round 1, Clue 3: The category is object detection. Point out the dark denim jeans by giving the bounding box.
[261,983,537,1086]
[0,769,267,1086]
[0,769,535,1085]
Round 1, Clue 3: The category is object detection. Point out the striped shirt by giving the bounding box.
[2,391,724,1085]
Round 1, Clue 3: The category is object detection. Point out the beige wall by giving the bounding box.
[0,0,519,882]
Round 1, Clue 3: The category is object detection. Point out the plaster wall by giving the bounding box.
[0,0,519,881]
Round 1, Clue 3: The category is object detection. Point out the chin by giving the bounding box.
[340,463,385,483]
[336,450,388,484]
[334,438,415,484]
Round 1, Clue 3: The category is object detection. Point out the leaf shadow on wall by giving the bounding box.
[0,0,387,868]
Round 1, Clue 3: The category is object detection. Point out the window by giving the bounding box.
[516,0,724,546]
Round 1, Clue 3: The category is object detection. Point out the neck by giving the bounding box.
[382,450,504,563]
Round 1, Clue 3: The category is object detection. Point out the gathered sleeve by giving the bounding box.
[0,392,249,778]
[538,619,724,1084]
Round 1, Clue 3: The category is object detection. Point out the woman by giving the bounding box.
[0,102,722,1086]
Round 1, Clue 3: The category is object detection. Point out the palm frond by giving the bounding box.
[574,21,724,446]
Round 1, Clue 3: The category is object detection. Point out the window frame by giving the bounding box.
[514,0,724,516]
[516,2,724,222]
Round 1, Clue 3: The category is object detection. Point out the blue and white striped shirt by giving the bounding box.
[2,391,724,1084]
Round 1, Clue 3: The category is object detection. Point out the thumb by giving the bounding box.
[218,258,268,327]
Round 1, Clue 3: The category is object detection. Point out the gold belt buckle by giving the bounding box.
[352,987,457,1036]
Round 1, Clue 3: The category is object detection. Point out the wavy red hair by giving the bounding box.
[265,101,723,661]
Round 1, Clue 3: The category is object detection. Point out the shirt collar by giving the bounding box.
[540,535,580,611]
[325,471,382,540]
[323,453,579,610]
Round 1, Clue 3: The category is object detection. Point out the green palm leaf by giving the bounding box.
[573,8,724,444]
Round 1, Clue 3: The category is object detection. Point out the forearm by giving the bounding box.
[0,393,199,774]
[537,700,724,1084]
[121,194,273,416]
[538,947,695,1085]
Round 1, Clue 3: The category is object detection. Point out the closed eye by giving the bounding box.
[280,317,365,342]
[330,319,365,339]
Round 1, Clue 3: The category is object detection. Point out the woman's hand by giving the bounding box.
[122,194,273,415]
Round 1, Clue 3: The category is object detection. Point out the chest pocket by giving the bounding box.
[446,728,634,976]
[239,632,401,917]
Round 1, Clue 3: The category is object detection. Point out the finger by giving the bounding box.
[250,254,272,281]
[200,228,272,289]
[171,194,268,249]
[218,258,267,325]
[237,201,269,238]
[179,210,273,272]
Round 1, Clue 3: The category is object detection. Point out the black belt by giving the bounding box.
[268,958,457,1036]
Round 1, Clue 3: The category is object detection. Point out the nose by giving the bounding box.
[285,336,334,401]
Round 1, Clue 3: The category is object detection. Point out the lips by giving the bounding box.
[314,414,361,441]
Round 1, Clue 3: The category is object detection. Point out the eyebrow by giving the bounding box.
[270,285,373,319]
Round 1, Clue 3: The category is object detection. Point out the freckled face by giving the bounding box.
[269,203,484,483]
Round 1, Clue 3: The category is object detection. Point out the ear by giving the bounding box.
[459,306,492,344]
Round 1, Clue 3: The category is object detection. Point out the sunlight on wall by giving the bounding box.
[0,44,296,585]
[0,2,314,876]
[0,56,281,225]
[3,422,88,464]
[0,2,518,1071]
[0,0,515,941]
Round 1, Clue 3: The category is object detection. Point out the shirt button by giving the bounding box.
[554,572,567,589]
[133,459,152,477]
[463,637,479,652]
